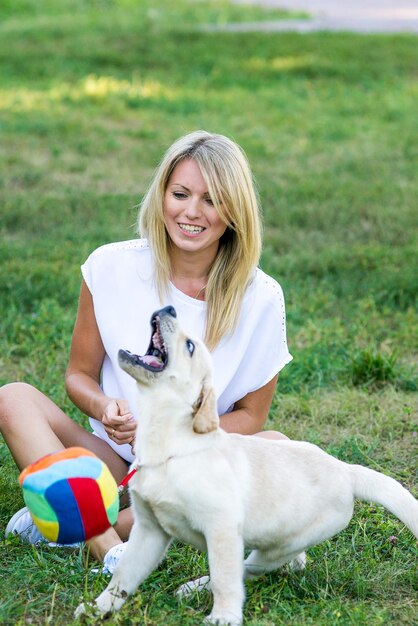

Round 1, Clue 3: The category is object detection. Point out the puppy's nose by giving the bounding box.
[159,305,177,319]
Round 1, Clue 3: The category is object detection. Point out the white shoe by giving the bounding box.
[5,507,45,544]
[5,506,81,547]
[92,543,127,575]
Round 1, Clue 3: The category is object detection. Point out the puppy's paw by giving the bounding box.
[289,551,307,572]
[204,611,242,626]
[95,589,126,614]
[74,602,86,618]
[74,601,106,620]
[176,575,210,598]
[74,590,122,619]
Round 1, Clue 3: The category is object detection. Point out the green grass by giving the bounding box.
[0,0,417,624]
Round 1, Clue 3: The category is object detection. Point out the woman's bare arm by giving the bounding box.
[219,374,279,435]
[65,280,136,444]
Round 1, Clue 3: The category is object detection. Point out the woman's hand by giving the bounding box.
[101,398,137,445]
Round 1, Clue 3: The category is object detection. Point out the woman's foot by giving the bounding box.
[5,506,80,547]
[91,542,127,575]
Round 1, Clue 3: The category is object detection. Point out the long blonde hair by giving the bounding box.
[138,130,262,350]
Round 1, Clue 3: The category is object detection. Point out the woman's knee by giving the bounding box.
[255,430,289,441]
[0,382,44,427]
[0,381,31,409]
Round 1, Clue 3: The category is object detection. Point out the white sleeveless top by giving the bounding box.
[81,239,292,461]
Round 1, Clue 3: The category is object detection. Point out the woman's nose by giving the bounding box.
[184,197,202,219]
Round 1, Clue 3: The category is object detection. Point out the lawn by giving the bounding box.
[0,0,417,624]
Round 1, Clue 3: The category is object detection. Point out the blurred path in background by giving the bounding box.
[228,0,418,33]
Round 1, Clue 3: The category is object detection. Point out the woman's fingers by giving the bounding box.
[102,398,137,444]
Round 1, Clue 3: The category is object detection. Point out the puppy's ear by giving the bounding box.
[192,384,219,434]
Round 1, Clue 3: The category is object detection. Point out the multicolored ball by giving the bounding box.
[19,447,119,544]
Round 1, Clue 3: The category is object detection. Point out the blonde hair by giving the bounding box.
[138,130,262,350]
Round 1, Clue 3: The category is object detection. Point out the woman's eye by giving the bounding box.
[173,191,187,199]
[205,196,214,206]
[186,339,195,356]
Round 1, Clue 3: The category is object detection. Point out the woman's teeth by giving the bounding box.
[179,223,204,234]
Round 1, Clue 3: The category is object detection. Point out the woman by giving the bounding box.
[1,130,292,572]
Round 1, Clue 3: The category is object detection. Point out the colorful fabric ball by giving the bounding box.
[19,447,119,544]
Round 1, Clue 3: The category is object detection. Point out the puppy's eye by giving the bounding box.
[186,339,195,356]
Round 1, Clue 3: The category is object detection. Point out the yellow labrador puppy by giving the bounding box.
[77,306,418,625]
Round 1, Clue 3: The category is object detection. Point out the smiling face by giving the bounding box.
[163,159,228,259]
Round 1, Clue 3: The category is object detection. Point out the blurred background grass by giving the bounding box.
[0,1,417,624]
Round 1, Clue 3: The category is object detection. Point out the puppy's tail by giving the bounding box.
[350,464,418,538]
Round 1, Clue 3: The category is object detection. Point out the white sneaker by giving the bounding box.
[5,506,81,547]
[92,543,127,575]
[5,507,44,544]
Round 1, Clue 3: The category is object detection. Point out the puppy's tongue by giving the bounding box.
[140,355,162,367]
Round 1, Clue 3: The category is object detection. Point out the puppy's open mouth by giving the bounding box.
[119,313,168,373]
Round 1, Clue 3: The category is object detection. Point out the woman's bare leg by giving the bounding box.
[255,430,289,440]
[0,382,133,559]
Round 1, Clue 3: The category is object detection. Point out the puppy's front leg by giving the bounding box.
[204,527,244,626]
[76,518,171,617]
